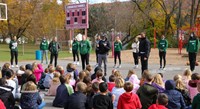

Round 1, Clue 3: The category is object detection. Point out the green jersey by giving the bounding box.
[40,40,48,50]
[48,41,60,54]
[79,40,91,55]
[187,38,199,53]
[72,41,79,51]
[158,39,168,52]
[9,40,18,52]
[114,41,122,51]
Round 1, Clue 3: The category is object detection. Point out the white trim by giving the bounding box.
[0,86,11,91]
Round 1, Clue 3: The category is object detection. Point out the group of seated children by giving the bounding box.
[1,61,200,109]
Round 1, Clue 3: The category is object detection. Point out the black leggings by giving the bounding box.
[189,52,197,71]
[72,50,79,62]
[50,53,58,67]
[159,51,166,68]
[80,53,89,70]
[114,51,121,65]
[133,52,139,65]
[10,51,18,65]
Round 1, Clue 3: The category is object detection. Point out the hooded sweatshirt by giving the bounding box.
[0,86,15,109]
[164,80,186,109]
[192,93,200,109]
[136,83,158,109]
[148,104,168,109]
[117,92,142,109]
[188,80,199,100]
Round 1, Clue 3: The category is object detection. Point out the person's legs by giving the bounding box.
[114,51,117,65]
[141,55,144,74]
[45,50,48,64]
[50,53,54,64]
[103,54,107,76]
[38,102,46,109]
[10,51,14,66]
[81,54,85,70]
[118,51,121,65]
[86,53,89,65]
[163,52,166,68]
[95,50,99,63]
[54,53,58,67]
[76,51,79,61]
[41,50,44,63]
[98,54,103,67]
[72,50,76,62]
[133,52,138,65]
[15,51,18,65]
[189,52,196,71]
[159,51,162,68]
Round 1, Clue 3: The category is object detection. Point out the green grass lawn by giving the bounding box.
[0,43,72,62]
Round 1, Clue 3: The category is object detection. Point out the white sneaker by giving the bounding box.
[162,67,166,70]
[73,62,76,64]
[113,65,116,68]
[76,62,79,65]
[16,65,19,68]
[11,65,14,68]
[117,65,121,68]
[135,65,138,68]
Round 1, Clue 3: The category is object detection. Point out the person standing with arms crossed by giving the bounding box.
[113,36,122,68]
[187,32,199,72]
[48,37,60,67]
[79,35,91,70]
[132,37,140,69]
[98,34,111,76]
[40,37,49,64]
[9,36,18,68]
[139,32,151,74]
[72,37,79,65]
[158,35,168,70]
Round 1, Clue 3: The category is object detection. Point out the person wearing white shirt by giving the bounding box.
[131,37,140,68]
[5,70,16,98]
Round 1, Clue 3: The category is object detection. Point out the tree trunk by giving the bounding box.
[190,0,195,28]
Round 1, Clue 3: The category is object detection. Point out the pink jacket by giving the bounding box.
[33,64,43,82]
[129,74,140,93]
[187,80,199,101]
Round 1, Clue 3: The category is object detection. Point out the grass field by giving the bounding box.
[0,43,73,62]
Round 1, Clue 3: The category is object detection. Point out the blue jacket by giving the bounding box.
[20,91,42,109]
[64,91,87,109]
[164,80,186,109]
[53,84,70,107]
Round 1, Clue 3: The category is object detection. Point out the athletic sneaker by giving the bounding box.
[162,67,166,70]
[135,65,138,69]
[11,65,14,68]
[76,62,79,65]
[73,61,76,64]
[113,65,116,68]
[16,65,19,68]
[117,65,121,68]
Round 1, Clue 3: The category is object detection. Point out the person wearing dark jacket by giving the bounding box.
[98,34,111,76]
[137,73,158,109]
[53,76,70,107]
[186,32,199,71]
[49,37,60,67]
[164,80,186,109]
[9,36,18,68]
[0,78,15,109]
[72,37,80,65]
[64,82,87,109]
[79,35,91,70]
[139,32,151,74]
[192,81,200,109]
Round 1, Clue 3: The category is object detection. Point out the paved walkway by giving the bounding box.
[1,48,199,108]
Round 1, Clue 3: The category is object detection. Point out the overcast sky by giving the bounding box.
[57,0,130,4]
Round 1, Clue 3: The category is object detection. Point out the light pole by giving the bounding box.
[111,28,115,58]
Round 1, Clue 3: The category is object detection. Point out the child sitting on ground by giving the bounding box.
[92,70,104,83]
[43,66,55,89]
[128,72,140,93]
[93,82,113,109]
[148,93,168,109]
[86,64,93,76]
[46,72,61,96]
[192,81,200,109]
[139,70,150,86]
[182,68,192,86]
[107,75,116,92]
[17,65,26,85]
[20,81,46,109]
[125,70,135,81]
[188,73,200,101]
[152,74,165,93]
[117,82,142,109]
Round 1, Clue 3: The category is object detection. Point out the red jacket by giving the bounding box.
[117,92,142,109]
[148,104,168,109]
[107,82,115,92]
[0,99,6,109]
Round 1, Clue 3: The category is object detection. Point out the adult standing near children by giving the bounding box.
[132,36,140,69]
[113,36,122,68]
[9,36,18,68]
[79,35,91,70]
[158,35,168,70]
[72,37,79,65]
[40,37,49,64]
[95,35,101,67]
[49,37,60,67]
[187,32,199,72]
[98,34,111,76]
[139,32,151,74]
